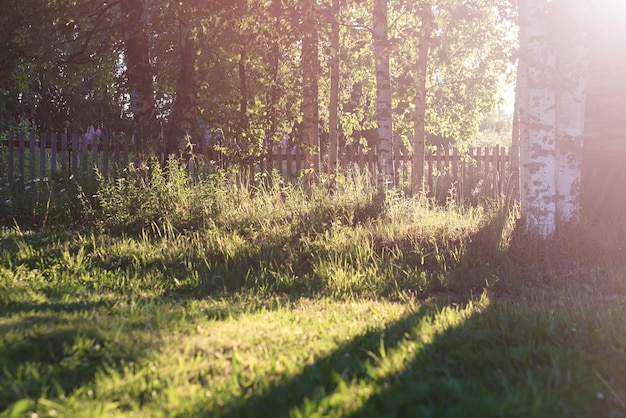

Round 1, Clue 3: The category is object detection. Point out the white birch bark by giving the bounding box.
[301,0,320,187]
[518,0,557,237]
[373,0,394,191]
[555,0,589,222]
[328,0,340,178]
[413,3,433,195]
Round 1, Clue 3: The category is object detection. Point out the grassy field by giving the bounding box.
[1,167,626,417]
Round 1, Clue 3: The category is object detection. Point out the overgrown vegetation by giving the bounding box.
[1,165,625,417]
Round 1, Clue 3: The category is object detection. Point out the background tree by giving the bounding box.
[327,0,341,178]
[516,0,590,236]
[301,0,321,185]
[553,0,589,222]
[373,0,394,191]
[1,0,515,183]
[518,0,557,237]
[121,0,157,156]
[412,2,433,193]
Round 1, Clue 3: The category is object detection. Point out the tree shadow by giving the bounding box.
[0,311,156,411]
[341,301,602,418]
[182,296,473,418]
[178,204,607,417]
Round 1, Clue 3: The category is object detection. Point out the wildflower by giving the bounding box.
[5,199,12,207]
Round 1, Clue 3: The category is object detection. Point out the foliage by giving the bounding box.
[470,106,514,147]
[94,157,221,234]
[0,0,515,159]
[0,176,88,229]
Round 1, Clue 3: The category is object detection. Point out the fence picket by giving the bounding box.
[7,132,14,187]
[113,135,120,172]
[1,130,515,200]
[102,134,109,177]
[71,134,78,180]
[28,132,35,182]
[39,133,46,180]
[51,133,57,177]
[92,133,99,175]
[61,133,68,178]
[286,146,293,181]
[18,132,25,188]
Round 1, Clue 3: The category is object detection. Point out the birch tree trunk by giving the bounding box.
[121,0,157,158]
[511,66,521,197]
[518,0,557,238]
[239,49,249,132]
[373,0,394,191]
[167,23,199,159]
[328,0,341,180]
[554,0,589,222]
[412,3,433,195]
[301,0,320,187]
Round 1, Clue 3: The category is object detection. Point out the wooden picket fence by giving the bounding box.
[0,131,517,201]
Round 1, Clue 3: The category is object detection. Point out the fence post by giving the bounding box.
[18,132,25,189]
[286,144,293,182]
[80,133,88,182]
[51,133,57,177]
[102,134,110,178]
[92,133,99,176]
[0,133,3,183]
[61,133,68,179]
[70,133,78,180]
[7,132,14,187]
[39,132,46,180]
[29,132,36,182]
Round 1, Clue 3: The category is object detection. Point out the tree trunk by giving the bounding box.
[412,4,433,195]
[373,0,393,191]
[268,42,280,138]
[267,0,282,139]
[518,0,557,237]
[301,0,320,186]
[239,49,249,132]
[511,64,521,198]
[167,23,199,159]
[328,0,341,180]
[554,0,589,222]
[121,0,157,158]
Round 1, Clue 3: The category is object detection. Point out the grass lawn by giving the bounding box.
[2,229,626,417]
[1,172,626,417]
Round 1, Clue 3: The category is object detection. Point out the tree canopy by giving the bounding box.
[1,0,516,167]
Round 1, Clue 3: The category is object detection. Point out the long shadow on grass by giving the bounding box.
[182,206,605,417]
[0,312,154,411]
[340,302,603,418]
[191,296,601,418]
[182,298,467,418]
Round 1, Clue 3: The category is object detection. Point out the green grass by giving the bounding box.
[1,168,626,417]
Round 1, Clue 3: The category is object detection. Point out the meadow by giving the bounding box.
[1,162,626,417]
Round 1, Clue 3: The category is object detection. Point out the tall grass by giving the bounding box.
[2,158,626,417]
